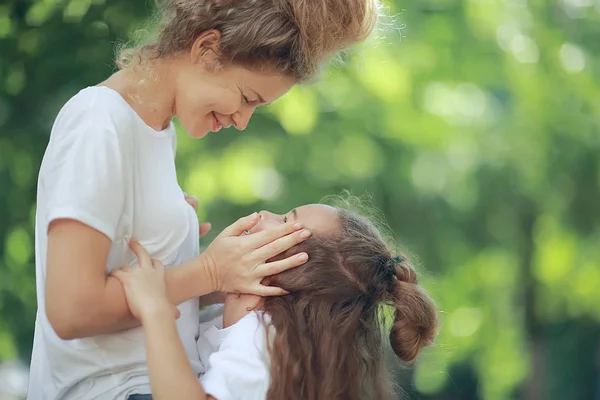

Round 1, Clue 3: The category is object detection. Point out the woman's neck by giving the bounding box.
[98,65,176,131]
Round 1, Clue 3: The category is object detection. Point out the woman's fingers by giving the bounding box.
[246,221,305,249]
[252,229,311,262]
[219,213,260,237]
[129,241,152,269]
[255,252,309,276]
[184,195,198,212]
[251,284,290,297]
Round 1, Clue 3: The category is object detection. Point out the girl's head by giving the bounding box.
[117,0,380,138]
[255,204,438,400]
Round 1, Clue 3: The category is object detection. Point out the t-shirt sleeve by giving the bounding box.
[200,315,270,400]
[41,99,126,241]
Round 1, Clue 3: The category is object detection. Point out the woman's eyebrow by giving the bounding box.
[291,209,298,221]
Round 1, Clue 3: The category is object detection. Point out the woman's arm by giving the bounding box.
[46,213,310,340]
[45,219,214,339]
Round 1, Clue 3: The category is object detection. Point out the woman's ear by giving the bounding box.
[191,29,222,70]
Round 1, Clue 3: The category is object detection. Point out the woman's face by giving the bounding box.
[253,204,340,237]
[173,31,295,138]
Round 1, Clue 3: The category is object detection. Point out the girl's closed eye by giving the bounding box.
[283,216,288,223]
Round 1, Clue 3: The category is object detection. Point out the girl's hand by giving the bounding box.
[111,241,180,322]
[203,213,311,297]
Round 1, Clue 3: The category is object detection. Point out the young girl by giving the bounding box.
[114,204,439,400]
[29,0,380,397]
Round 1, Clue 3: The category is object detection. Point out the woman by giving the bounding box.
[28,0,380,398]
[114,204,439,400]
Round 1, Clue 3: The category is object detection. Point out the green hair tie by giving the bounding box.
[392,256,404,263]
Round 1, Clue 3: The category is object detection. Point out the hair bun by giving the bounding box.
[393,259,417,285]
[118,0,381,81]
[388,264,437,362]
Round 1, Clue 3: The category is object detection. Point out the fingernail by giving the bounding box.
[249,212,258,220]
[293,222,303,230]
[300,230,312,239]
[298,253,308,261]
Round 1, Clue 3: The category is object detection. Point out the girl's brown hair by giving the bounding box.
[262,208,439,400]
[118,0,381,81]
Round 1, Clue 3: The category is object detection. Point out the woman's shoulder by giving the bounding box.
[55,86,137,131]
[49,86,142,149]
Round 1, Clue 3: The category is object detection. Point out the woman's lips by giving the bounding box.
[212,112,221,132]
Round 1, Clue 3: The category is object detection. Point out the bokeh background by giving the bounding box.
[1,0,600,399]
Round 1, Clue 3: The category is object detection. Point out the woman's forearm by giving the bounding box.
[142,306,208,400]
[55,254,216,339]
[166,255,217,305]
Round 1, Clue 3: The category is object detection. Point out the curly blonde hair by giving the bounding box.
[117,0,381,81]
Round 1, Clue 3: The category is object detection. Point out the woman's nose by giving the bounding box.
[259,210,276,220]
[231,107,254,131]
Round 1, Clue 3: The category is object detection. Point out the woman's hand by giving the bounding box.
[111,241,180,322]
[183,192,211,237]
[202,213,310,297]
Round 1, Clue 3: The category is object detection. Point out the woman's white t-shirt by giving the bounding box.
[196,306,272,400]
[28,86,202,400]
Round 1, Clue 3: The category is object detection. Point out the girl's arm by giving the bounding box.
[142,305,211,400]
[112,243,216,400]
[46,214,310,339]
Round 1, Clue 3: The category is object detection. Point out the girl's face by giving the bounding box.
[224,204,340,325]
[173,31,295,139]
[253,204,340,237]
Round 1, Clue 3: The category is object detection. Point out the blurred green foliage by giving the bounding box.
[1,0,600,399]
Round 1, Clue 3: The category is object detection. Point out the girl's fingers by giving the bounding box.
[151,259,165,278]
[110,266,134,280]
[110,269,126,282]
[129,241,152,269]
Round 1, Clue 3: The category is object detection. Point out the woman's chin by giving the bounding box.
[187,127,209,139]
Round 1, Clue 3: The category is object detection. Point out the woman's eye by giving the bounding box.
[283,216,288,223]
[242,95,250,104]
